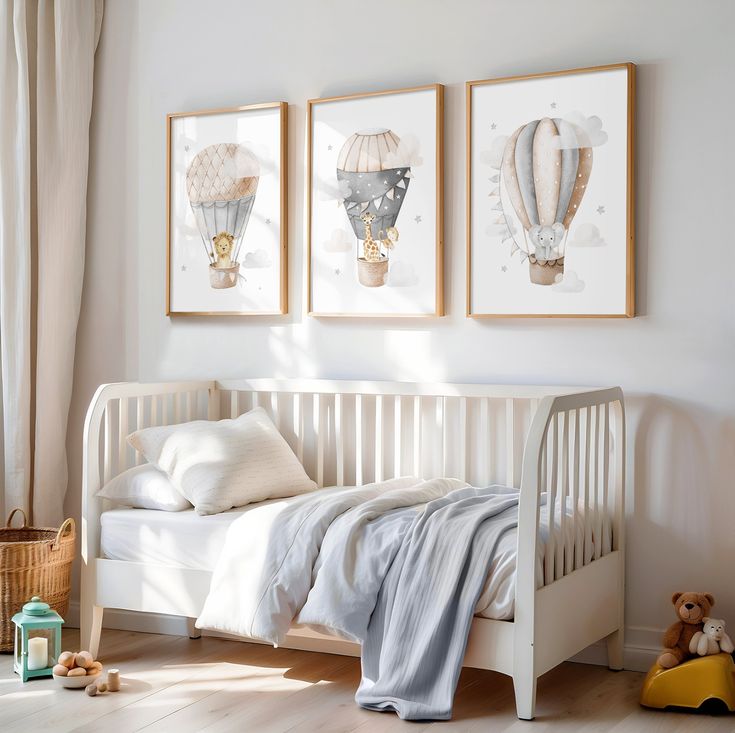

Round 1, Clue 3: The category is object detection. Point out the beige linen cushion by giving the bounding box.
[127,407,317,515]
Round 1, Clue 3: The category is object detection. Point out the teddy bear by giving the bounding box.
[658,591,715,668]
[689,617,735,657]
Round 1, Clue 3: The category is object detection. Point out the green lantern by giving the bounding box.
[12,596,64,682]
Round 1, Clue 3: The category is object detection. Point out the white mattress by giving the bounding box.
[101,495,609,621]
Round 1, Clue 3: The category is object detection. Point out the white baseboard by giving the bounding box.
[66,602,661,673]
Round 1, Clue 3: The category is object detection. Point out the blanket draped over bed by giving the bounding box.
[197,478,523,720]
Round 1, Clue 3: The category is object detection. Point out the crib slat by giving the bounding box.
[413,396,421,478]
[174,393,181,424]
[104,404,113,485]
[505,399,515,486]
[230,391,238,418]
[583,405,592,564]
[355,395,363,485]
[458,397,467,482]
[572,408,582,570]
[335,393,344,487]
[394,395,401,477]
[375,395,383,482]
[602,401,611,554]
[593,404,601,560]
[480,397,490,485]
[560,410,571,576]
[118,398,128,472]
[546,415,559,583]
[437,397,445,477]
[314,394,324,488]
[185,391,194,422]
[151,395,159,427]
[294,393,304,463]
[135,397,144,465]
[271,392,280,430]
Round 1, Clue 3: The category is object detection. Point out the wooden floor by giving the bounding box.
[1,629,733,732]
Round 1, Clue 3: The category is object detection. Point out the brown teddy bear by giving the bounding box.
[658,592,715,668]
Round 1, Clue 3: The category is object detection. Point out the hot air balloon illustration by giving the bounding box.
[186,143,260,289]
[336,129,409,287]
[499,118,592,285]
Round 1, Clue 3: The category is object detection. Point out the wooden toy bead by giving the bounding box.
[97,682,108,693]
[57,651,75,669]
[107,668,120,692]
[75,651,94,669]
[85,683,98,696]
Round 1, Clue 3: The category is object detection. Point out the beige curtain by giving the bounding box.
[0,0,103,525]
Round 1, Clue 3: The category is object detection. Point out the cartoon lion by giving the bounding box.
[212,231,235,269]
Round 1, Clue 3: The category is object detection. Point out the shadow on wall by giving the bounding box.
[625,393,735,635]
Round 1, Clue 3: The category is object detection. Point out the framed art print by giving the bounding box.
[166,102,287,315]
[308,84,444,317]
[467,64,635,317]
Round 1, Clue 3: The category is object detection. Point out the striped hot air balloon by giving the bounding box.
[336,128,409,288]
[187,143,260,289]
[500,118,592,285]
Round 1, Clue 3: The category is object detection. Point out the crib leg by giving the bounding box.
[186,617,202,640]
[606,628,624,670]
[513,672,537,720]
[82,605,104,659]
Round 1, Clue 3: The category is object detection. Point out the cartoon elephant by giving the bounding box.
[529,222,566,261]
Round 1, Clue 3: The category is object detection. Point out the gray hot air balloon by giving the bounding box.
[187,143,260,289]
[336,129,409,287]
[500,118,592,285]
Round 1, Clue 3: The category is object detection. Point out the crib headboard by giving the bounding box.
[82,379,625,588]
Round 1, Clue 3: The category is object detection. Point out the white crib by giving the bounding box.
[81,378,625,720]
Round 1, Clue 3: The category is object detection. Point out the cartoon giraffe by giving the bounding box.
[360,211,381,261]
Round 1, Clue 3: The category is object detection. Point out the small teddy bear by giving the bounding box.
[658,591,715,668]
[689,617,735,657]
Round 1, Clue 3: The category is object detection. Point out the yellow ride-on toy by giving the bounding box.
[641,653,735,713]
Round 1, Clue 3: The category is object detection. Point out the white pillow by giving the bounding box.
[127,407,317,515]
[96,463,192,512]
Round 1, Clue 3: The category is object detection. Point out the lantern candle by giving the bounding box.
[27,637,48,670]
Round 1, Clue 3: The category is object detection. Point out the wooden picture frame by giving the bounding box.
[467,64,635,318]
[307,84,444,317]
[166,102,288,316]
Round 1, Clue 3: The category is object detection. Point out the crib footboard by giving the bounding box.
[511,387,625,719]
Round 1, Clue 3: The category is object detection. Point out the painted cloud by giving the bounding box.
[323,228,352,253]
[551,270,586,293]
[569,222,607,247]
[242,249,272,268]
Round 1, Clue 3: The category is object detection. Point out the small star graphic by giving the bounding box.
[335,268,341,275]
[327,144,333,151]
[501,265,507,272]
[491,122,497,130]
[550,102,557,109]
[396,171,402,177]
[597,205,606,215]
[265,218,271,225]
[181,265,187,271]
[414,215,422,224]
[184,145,190,152]
[258,286,262,291]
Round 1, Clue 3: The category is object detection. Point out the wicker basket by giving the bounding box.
[0,509,75,652]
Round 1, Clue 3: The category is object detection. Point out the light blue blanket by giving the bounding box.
[310,486,520,720]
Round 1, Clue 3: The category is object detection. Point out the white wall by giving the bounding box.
[66,0,735,659]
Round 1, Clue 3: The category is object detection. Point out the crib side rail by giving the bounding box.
[514,387,625,638]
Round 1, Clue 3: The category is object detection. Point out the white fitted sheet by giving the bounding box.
[100,492,610,621]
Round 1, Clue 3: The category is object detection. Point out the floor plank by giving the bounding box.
[1,629,733,732]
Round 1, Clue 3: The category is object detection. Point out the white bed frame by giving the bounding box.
[81,379,625,720]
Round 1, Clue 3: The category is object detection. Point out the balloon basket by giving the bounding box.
[357,257,389,288]
[209,263,240,289]
[529,256,564,286]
